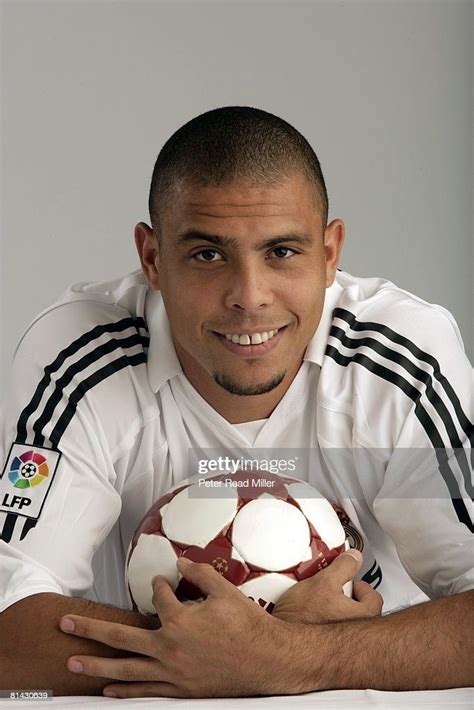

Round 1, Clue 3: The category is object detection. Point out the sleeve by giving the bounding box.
[0,301,142,612]
[369,305,474,600]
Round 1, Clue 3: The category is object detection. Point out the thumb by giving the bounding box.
[321,549,363,589]
[176,557,233,597]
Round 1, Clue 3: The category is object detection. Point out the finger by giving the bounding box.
[353,580,384,614]
[103,681,182,698]
[59,615,156,656]
[176,557,235,598]
[66,655,166,682]
[320,550,363,590]
[151,575,182,622]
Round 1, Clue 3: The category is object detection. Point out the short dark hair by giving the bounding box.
[148,106,329,236]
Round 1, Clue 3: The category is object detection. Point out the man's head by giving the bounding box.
[136,106,344,420]
[148,106,329,239]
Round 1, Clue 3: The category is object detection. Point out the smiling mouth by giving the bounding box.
[221,328,281,346]
[212,326,288,356]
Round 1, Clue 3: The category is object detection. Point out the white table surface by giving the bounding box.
[1,689,473,709]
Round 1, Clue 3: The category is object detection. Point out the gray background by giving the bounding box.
[1,0,472,397]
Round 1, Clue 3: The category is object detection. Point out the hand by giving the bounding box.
[272,550,383,625]
[59,558,311,698]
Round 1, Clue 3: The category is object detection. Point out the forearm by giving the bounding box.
[0,593,159,695]
[300,590,474,691]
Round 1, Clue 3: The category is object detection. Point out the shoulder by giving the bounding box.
[5,271,157,454]
[318,270,472,446]
[14,270,149,360]
[326,270,466,368]
[15,270,149,351]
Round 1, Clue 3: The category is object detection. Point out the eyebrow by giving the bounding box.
[175,229,313,250]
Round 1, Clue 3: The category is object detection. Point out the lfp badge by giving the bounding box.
[8,451,49,489]
[1,443,61,519]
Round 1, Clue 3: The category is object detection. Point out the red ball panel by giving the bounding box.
[294,538,345,580]
[177,537,250,600]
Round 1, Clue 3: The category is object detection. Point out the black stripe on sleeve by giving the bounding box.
[0,514,18,544]
[2,316,148,544]
[48,351,147,448]
[31,332,149,447]
[16,316,147,444]
[326,323,473,532]
[329,324,473,499]
[333,308,473,446]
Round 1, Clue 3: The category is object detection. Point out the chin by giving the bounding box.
[213,370,286,397]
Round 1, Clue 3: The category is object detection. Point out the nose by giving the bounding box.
[223,260,274,311]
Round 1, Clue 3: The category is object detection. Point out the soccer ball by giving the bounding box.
[126,470,351,614]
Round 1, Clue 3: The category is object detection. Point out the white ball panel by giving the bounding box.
[162,484,238,547]
[239,573,296,604]
[287,482,346,549]
[343,580,353,598]
[230,545,245,563]
[127,534,179,614]
[232,499,310,570]
[342,541,353,598]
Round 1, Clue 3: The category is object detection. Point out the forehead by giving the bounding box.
[162,174,321,235]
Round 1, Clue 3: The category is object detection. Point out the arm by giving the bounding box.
[53,544,473,698]
[0,592,159,695]
[311,306,474,690]
[0,304,156,695]
[300,589,474,691]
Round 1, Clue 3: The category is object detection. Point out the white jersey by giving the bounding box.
[0,269,472,614]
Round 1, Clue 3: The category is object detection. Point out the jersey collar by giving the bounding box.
[303,275,343,367]
[145,288,183,393]
[145,276,342,394]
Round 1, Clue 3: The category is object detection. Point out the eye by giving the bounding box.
[193,249,223,262]
[270,247,297,259]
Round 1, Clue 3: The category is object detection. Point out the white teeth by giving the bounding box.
[223,328,281,346]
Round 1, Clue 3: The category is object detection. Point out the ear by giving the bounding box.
[134,222,161,289]
[323,219,345,287]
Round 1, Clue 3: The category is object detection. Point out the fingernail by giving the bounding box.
[68,659,83,673]
[60,617,75,632]
[345,549,362,561]
[104,690,117,697]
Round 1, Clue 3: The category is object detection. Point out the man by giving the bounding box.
[0,106,472,697]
